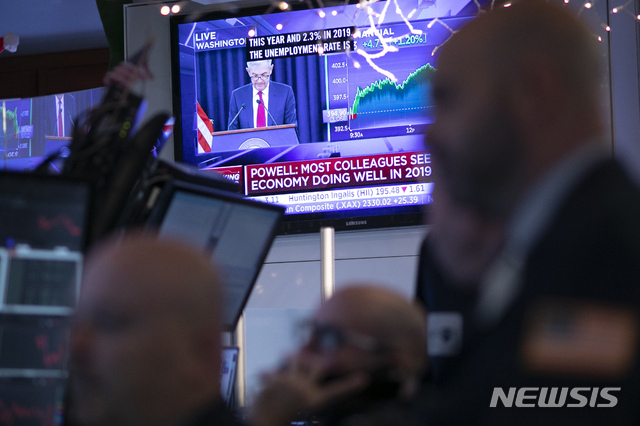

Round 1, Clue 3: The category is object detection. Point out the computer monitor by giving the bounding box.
[0,313,70,372]
[0,172,93,426]
[0,172,93,253]
[0,172,92,317]
[146,180,284,331]
[0,376,66,426]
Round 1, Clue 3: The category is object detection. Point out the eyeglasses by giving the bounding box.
[296,320,388,354]
[249,72,271,81]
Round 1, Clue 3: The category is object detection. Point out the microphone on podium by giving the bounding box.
[228,103,245,129]
[256,99,278,127]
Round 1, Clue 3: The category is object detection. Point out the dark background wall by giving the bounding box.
[0,48,110,99]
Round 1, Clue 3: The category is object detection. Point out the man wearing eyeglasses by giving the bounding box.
[249,285,427,426]
[227,59,297,131]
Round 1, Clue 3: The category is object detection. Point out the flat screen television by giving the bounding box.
[1,89,106,173]
[145,180,284,331]
[170,0,488,233]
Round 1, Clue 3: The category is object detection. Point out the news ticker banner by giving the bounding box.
[248,182,433,215]
[243,151,432,195]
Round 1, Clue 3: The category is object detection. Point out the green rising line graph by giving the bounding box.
[348,62,436,129]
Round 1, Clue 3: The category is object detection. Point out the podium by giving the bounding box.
[211,124,298,152]
[44,135,73,157]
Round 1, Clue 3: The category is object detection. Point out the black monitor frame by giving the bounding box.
[145,179,284,331]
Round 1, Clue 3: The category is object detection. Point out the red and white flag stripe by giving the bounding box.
[196,102,213,153]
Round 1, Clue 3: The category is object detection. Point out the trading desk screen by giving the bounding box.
[0,377,65,426]
[0,173,89,314]
[148,181,284,330]
[0,172,92,252]
[0,314,70,371]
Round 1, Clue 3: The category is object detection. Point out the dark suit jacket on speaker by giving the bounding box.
[44,94,77,138]
[415,158,640,425]
[227,81,297,130]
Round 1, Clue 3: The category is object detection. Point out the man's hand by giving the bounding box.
[249,355,368,426]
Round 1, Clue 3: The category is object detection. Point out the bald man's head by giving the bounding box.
[69,234,223,426]
[317,286,427,375]
[428,1,605,219]
[295,284,427,401]
[81,235,222,332]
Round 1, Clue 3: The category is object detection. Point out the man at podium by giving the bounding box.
[227,59,297,131]
[45,93,77,138]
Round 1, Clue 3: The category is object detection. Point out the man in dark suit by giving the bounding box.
[415,2,640,424]
[227,59,297,130]
[44,93,77,138]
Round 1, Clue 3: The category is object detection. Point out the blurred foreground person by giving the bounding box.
[416,1,640,424]
[67,235,242,426]
[250,285,427,426]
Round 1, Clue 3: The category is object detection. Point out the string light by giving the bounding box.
[160,5,170,15]
[248,29,256,37]
[171,4,180,14]
[561,0,640,43]
[241,0,632,84]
